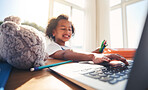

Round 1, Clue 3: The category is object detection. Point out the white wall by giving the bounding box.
[96,0,110,48]
[83,0,97,52]
[84,0,110,52]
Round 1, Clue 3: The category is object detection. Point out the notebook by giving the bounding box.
[50,13,148,90]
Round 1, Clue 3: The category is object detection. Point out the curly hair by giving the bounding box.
[46,14,75,40]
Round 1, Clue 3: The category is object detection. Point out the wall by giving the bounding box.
[84,0,110,52]
[96,0,110,48]
[83,0,97,52]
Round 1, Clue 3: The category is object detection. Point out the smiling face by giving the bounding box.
[52,19,72,46]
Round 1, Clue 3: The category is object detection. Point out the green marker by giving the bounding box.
[99,40,108,53]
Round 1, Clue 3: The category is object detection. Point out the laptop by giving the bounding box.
[50,14,148,90]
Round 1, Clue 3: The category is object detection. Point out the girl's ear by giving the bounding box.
[52,29,56,36]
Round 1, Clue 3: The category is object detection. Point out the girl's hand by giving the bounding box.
[92,54,129,66]
[92,48,101,53]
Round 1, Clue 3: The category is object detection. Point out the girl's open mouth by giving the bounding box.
[63,34,70,38]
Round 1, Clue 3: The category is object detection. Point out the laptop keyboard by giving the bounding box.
[77,60,133,84]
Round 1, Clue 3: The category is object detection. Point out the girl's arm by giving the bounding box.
[50,49,94,61]
[92,48,100,53]
[50,49,129,65]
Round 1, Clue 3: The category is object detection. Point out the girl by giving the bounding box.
[45,14,129,65]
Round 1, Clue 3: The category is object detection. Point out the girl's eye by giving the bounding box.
[61,28,72,31]
[61,28,66,30]
[69,29,72,31]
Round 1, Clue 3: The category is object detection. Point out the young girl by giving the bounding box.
[45,14,129,65]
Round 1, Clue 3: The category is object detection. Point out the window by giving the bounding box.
[65,0,85,8]
[110,0,121,7]
[53,0,85,51]
[0,0,49,31]
[53,2,71,18]
[110,0,148,48]
[126,1,148,48]
[71,9,84,50]
[110,8,123,48]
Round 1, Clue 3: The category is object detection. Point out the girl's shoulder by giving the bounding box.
[45,41,60,52]
[49,41,71,50]
[48,41,60,46]
[61,46,71,50]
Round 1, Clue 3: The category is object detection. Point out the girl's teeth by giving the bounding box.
[63,35,69,37]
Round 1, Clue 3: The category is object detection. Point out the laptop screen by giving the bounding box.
[126,13,148,90]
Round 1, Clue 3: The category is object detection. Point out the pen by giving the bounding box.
[30,60,73,71]
[99,40,108,53]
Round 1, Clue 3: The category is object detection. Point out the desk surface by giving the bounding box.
[5,59,84,90]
